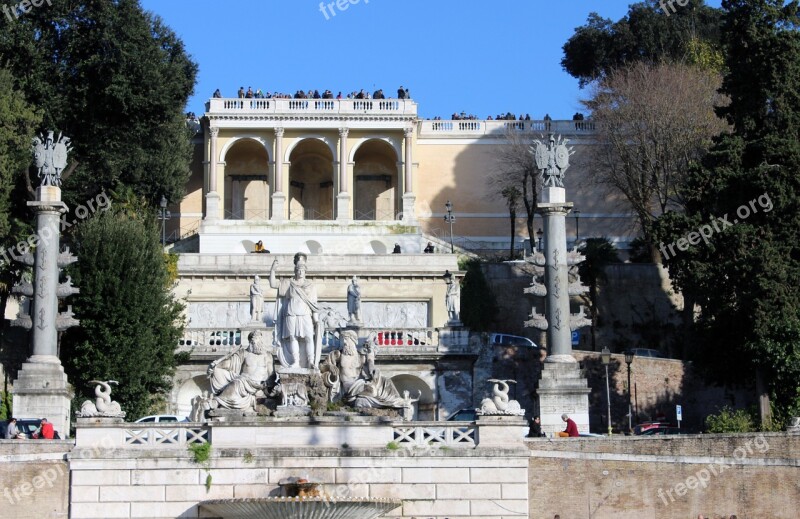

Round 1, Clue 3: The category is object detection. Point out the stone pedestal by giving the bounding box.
[205,192,221,223]
[536,361,590,437]
[437,325,469,352]
[12,361,72,438]
[271,192,286,222]
[476,415,528,446]
[402,193,417,223]
[336,192,351,223]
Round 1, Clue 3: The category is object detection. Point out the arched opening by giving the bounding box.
[391,374,435,421]
[288,139,334,220]
[176,375,211,418]
[353,139,398,221]
[223,139,270,220]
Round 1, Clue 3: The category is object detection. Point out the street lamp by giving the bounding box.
[624,349,635,432]
[573,209,581,247]
[159,196,171,248]
[444,200,455,254]
[601,347,612,435]
[536,228,544,252]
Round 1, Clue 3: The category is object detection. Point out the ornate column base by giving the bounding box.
[271,192,286,222]
[536,361,590,437]
[204,192,221,223]
[12,360,72,439]
[401,193,417,224]
[336,192,352,223]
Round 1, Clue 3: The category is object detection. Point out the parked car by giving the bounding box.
[0,418,41,439]
[134,415,188,424]
[445,408,477,422]
[638,426,684,436]
[633,421,673,435]
[490,333,538,349]
[579,432,606,438]
[629,348,666,358]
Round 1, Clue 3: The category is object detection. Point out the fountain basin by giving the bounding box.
[200,497,401,519]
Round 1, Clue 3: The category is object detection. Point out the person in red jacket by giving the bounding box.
[558,413,579,437]
[34,418,55,439]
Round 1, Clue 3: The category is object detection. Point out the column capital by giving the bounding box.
[208,126,219,138]
[274,127,285,137]
[339,127,350,138]
[404,127,414,138]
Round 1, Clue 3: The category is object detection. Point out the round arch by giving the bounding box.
[222,138,271,220]
[176,375,211,419]
[348,136,401,163]
[283,135,336,163]
[288,138,335,221]
[219,135,271,164]
[353,139,400,221]
[391,374,435,421]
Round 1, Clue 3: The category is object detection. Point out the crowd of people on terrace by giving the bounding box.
[427,112,587,122]
[212,86,411,101]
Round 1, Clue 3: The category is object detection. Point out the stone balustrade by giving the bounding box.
[419,118,596,136]
[392,422,477,447]
[206,97,418,116]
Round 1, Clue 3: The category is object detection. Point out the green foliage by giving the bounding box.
[705,406,756,433]
[0,0,198,208]
[652,0,800,415]
[243,450,254,464]
[387,224,417,235]
[562,0,723,86]
[61,206,185,420]
[164,253,180,284]
[459,259,497,332]
[386,441,400,450]
[0,391,11,420]
[189,442,212,466]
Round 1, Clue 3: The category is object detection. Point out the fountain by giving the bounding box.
[200,478,401,518]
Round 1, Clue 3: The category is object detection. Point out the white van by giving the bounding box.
[490,333,538,348]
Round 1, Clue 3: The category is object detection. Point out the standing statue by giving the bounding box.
[250,275,264,322]
[32,130,72,187]
[531,134,574,188]
[269,253,323,370]
[347,275,362,324]
[78,380,125,418]
[321,330,409,415]
[207,330,274,410]
[444,270,461,324]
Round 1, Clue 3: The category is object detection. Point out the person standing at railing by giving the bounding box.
[213,88,222,98]
[237,86,245,98]
[397,86,406,99]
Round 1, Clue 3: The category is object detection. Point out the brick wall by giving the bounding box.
[527,432,800,519]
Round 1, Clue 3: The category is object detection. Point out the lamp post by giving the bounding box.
[601,347,612,435]
[624,349,635,432]
[159,196,171,248]
[573,209,581,247]
[444,200,455,254]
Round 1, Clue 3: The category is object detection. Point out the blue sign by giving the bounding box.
[676,405,683,421]
[571,330,579,346]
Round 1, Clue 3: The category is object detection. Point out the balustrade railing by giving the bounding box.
[178,329,243,353]
[124,423,210,447]
[207,98,417,116]
[370,328,437,347]
[392,422,476,447]
[420,119,596,136]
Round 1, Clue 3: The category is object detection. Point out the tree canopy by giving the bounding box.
[652,0,800,419]
[0,0,198,208]
[62,205,184,419]
[562,0,723,86]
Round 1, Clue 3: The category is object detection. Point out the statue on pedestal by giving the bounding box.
[347,276,362,325]
[78,380,126,418]
[32,130,71,187]
[269,253,323,370]
[531,134,574,188]
[321,330,409,416]
[477,379,525,416]
[444,270,461,324]
[207,330,274,410]
[250,275,263,322]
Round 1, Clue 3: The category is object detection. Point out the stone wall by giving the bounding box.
[527,432,800,519]
[0,440,71,519]
[69,445,530,519]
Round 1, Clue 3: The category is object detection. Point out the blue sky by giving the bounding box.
[140,0,721,120]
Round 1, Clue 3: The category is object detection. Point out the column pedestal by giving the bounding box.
[12,361,72,438]
[271,192,286,223]
[536,361,590,437]
[205,192,221,223]
[336,192,351,223]
[402,193,417,224]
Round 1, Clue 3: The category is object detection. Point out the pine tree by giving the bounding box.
[62,205,184,419]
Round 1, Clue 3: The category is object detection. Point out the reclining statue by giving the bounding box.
[207,330,274,410]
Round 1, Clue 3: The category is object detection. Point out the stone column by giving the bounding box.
[401,127,416,223]
[271,127,286,222]
[205,126,221,223]
[336,128,351,222]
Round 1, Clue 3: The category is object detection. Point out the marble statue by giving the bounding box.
[32,130,71,187]
[401,390,422,421]
[321,330,409,415]
[444,270,461,323]
[269,253,323,370]
[531,134,574,188]
[78,380,126,418]
[347,276,362,324]
[250,275,264,322]
[477,379,525,416]
[274,372,310,408]
[189,391,215,422]
[207,330,274,410]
